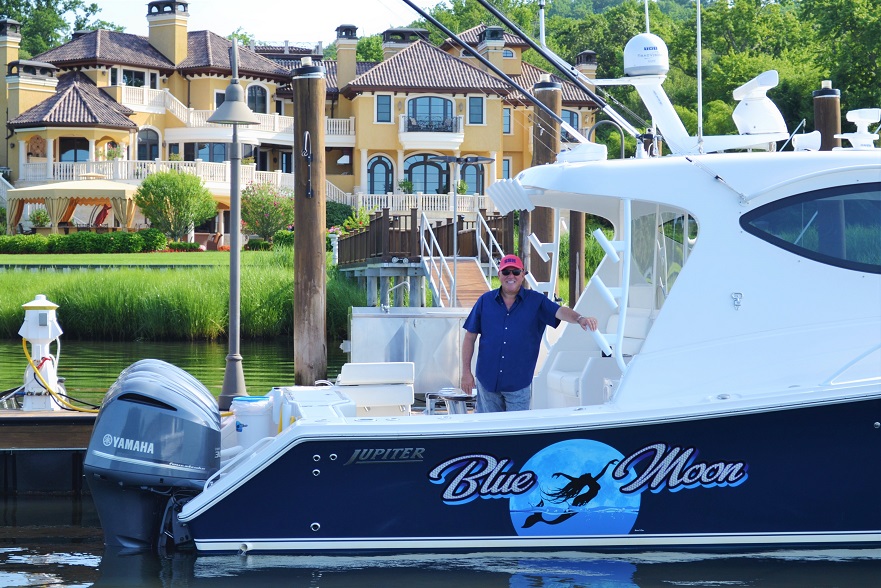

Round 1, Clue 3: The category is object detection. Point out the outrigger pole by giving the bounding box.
[399,0,589,144]
[470,0,641,138]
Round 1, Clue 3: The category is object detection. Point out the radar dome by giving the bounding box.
[623,33,669,76]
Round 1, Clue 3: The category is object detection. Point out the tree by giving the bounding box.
[228,27,256,47]
[134,170,217,242]
[241,183,295,242]
[0,1,123,58]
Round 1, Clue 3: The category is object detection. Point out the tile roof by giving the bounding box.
[178,31,290,81]
[507,62,598,108]
[8,72,136,129]
[33,30,174,71]
[440,24,530,51]
[324,60,377,95]
[342,40,511,98]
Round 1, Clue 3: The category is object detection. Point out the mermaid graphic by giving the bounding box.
[522,459,619,528]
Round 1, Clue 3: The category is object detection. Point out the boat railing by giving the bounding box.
[473,209,509,285]
[206,435,277,489]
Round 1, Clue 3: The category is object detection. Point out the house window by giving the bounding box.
[247,85,268,114]
[367,155,394,194]
[275,99,283,115]
[183,142,229,163]
[562,109,579,143]
[461,162,485,195]
[503,107,512,134]
[407,97,453,131]
[503,49,515,58]
[122,69,146,87]
[376,95,392,123]
[149,72,158,89]
[137,129,159,160]
[110,68,118,86]
[468,96,484,125]
[59,137,89,162]
[215,91,225,108]
[502,158,511,179]
[404,154,449,194]
[740,182,881,273]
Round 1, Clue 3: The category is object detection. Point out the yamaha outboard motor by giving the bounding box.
[84,359,220,552]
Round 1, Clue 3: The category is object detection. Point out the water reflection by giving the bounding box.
[0,338,347,404]
[1,497,879,587]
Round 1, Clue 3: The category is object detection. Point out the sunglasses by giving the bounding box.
[501,269,522,276]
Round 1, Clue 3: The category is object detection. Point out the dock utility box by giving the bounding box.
[335,362,415,416]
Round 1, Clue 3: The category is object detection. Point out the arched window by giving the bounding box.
[59,137,88,162]
[502,48,514,58]
[367,156,394,194]
[404,154,449,194]
[247,85,268,114]
[407,97,453,131]
[461,162,485,195]
[137,129,159,161]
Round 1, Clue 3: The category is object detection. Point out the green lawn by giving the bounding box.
[0,252,232,266]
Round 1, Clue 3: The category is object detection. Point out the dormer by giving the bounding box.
[382,28,429,60]
[147,0,189,65]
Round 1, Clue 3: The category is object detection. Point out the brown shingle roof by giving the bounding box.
[33,30,174,71]
[342,40,511,98]
[8,72,136,129]
[440,24,530,51]
[178,31,290,81]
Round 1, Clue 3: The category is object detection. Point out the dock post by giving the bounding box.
[293,59,327,385]
[530,75,561,284]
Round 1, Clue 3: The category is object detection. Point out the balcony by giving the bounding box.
[398,114,464,151]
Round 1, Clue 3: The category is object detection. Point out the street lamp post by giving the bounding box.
[428,155,493,305]
[207,43,259,410]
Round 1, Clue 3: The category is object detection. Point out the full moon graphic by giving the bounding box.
[510,439,641,536]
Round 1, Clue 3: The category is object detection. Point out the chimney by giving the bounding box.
[477,25,505,73]
[147,0,189,65]
[381,28,428,60]
[575,50,597,81]
[0,19,22,170]
[336,24,358,88]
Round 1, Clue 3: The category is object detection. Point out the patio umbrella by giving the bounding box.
[6,179,137,234]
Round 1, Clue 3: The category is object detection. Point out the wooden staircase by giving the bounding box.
[425,257,491,308]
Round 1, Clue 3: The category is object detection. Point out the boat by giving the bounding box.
[81,23,881,554]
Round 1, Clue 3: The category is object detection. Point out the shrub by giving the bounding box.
[103,231,145,253]
[61,231,103,253]
[326,201,352,228]
[138,228,168,252]
[273,229,295,248]
[134,170,217,241]
[0,234,49,253]
[246,239,271,251]
[167,241,201,252]
[28,207,50,228]
[341,206,373,235]
[241,183,295,241]
[0,207,6,229]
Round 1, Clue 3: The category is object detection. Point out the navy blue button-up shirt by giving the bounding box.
[463,287,561,392]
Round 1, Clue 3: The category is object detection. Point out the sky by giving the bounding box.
[94,0,441,46]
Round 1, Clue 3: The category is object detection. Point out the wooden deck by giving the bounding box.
[426,257,491,308]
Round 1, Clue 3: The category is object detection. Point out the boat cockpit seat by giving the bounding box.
[335,362,415,417]
[606,308,653,357]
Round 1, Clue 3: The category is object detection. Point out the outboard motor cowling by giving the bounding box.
[84,359,220,551]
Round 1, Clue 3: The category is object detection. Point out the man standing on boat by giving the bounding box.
[461,254,598,412]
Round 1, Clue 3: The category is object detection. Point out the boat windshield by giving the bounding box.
[630,202,697,310]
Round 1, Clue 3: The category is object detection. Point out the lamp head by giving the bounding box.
[208,82,259,125]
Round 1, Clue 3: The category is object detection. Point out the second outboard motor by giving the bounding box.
[84,359,220,552]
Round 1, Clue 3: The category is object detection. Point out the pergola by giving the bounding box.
[6,179,138,235]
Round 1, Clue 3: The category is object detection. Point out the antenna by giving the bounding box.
[696,0,704,152]
[539,0,546,47]
[644,0,650,33]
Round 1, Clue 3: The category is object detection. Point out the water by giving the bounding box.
[0,338,347,405]
[1,339,879,585]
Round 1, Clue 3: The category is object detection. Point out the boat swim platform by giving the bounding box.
[0,410,95,496]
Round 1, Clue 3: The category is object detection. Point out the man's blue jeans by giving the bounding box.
[475,379,531,412]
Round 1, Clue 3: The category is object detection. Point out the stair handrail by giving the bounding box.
[474,210,506,288]
[419,211,454,307]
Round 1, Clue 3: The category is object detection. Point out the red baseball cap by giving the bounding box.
[499,254,524,271]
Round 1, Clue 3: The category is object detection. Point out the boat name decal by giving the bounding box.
[613,443,748,494]
[428,454,536,504]
[344,447,425,466]
[103,434,154,455]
